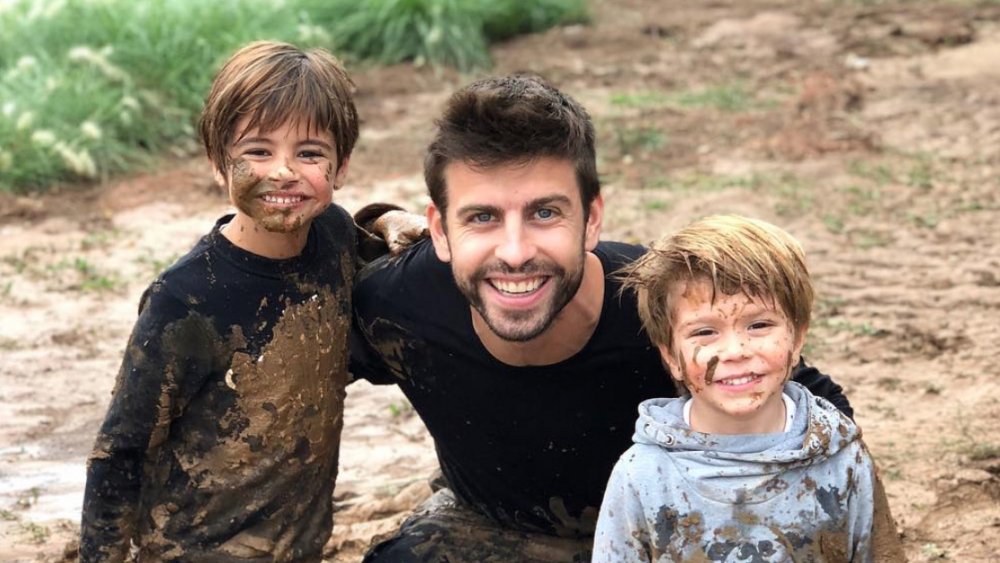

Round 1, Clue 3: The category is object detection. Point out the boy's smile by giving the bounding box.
[220,117,349,257]
[661,279,804,434]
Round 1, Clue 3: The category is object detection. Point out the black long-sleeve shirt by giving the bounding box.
[81,205,356,562]
[351,239,851,537]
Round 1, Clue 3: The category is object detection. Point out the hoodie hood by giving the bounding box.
[632,381,860,504]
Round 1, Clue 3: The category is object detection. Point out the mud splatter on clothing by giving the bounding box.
[362,488,592,563]
[351,239,853,546]
[593,382,904,562]
[81,205,356,562]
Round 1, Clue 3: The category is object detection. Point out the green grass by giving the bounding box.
[0,0,588,193]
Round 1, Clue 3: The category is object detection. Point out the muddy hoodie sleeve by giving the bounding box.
[849,453,906,562]
[80,284,220,562]
[593,458,654,563]
[790,357,854,419]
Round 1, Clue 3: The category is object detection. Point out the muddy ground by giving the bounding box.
[2,0,999,560]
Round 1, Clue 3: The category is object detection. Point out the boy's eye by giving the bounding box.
[242,148,269,157]
[298,149,325,160]
[690,328,715,338]
[749,320,775,331]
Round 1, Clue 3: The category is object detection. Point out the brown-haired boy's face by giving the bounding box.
[219,117,348,241]
[658,279,805,434]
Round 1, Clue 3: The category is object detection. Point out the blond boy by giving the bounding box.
[81,41,358,562]
[593,215,904,562]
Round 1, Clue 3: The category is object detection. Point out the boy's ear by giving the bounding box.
[657,343,684,385]
[212,161,227,189]
[333,157,351,190]
[792,324,809,366]
[427,202,451,263]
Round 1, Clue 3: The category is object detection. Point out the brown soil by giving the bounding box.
[2,1,1000,560]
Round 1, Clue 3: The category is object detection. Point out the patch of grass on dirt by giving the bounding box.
[671,83,763,112]
[613,126,666,156]
[19,522,50,544]
[0,0,588,193]
[610,91,673,109]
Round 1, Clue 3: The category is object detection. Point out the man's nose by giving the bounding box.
[494,221,536,269]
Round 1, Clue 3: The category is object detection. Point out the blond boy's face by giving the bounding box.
[658,278,805,434]
[219,117,348,237]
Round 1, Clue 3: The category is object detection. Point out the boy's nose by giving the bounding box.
[717,332,751,361]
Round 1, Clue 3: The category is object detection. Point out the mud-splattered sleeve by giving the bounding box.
[847,446,906,563]
[80,285,218,562]
[790,358,854,419]
[593,459,654,563]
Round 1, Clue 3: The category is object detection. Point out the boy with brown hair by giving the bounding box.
[81,41,359,562]
[593,215,904,562]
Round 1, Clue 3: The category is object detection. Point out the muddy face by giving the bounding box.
[229,159,308,234]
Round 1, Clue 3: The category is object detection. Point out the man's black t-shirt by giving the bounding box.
[351,239,851,537]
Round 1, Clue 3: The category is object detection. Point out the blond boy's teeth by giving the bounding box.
[492,278,544,295]
[263,194,303,204]
[718,374,758,386]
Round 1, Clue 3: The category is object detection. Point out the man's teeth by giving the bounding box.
[718,374,759,386]
[492,278,543,295]
[263,194,303,204]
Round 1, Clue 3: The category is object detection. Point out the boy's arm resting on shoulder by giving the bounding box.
[353,203,428,259]
[790,358,854,419]
[347,314,400,386]
[80,288,213,562]
[593,462,654,563]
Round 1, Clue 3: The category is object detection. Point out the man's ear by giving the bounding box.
[333,157,350,190]
[427,202,451,262]
[584,194,604,251]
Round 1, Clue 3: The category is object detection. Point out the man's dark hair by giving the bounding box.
[424,74,599,218]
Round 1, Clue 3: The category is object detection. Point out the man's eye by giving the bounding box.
[471,212,494,223]
[536,208,555,220]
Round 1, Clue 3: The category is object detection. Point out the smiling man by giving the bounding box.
[350,74,853,562]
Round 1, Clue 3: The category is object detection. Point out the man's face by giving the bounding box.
[428,157,602,342]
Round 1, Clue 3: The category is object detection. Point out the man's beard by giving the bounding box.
[454,252,586,342]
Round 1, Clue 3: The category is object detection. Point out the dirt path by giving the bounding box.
[2,1,999,561]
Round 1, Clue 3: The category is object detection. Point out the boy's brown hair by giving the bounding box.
[620,214,814,354]
[199,41,359,180]
[424,73,599,219]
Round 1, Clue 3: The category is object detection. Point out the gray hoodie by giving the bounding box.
[593,382,879,562]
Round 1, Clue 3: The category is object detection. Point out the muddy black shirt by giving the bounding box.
[351,239,852,537]
[81,206,356,562]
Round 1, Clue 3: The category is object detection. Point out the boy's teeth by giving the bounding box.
[719,374,757,386]
[493,278,543,295]
[263,194,303,204]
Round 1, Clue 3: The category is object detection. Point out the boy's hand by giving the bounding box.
[371,210,429,255]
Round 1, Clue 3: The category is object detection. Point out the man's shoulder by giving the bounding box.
[354,239,456,316]
[594,240,646,269]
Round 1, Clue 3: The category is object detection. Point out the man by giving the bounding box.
[350,74,851,562]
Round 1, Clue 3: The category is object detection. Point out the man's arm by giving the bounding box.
[790,358,853,419]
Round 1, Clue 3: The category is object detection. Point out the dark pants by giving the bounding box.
[362,489,592,563]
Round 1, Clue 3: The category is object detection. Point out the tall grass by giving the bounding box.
[0,0,588,193]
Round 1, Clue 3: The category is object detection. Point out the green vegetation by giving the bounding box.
[610,83,768,112]
[0,0,588,193]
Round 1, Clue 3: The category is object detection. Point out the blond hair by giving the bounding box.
[620,215,814,353]
[199,41,359,180]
